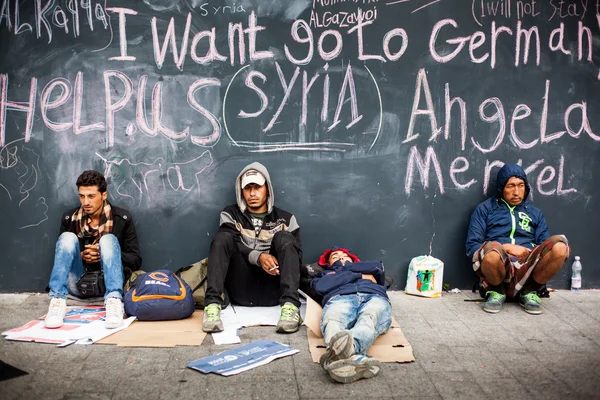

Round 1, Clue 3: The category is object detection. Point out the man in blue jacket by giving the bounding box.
[310,246,391,384]
[466,164,569,315]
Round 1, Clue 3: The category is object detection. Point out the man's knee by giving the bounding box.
[547,235,569,259]
[272,231,296,250]
[482,250,502,265]
[481,243,505,270]
[482,241,505,256]
[211,231,236,250]
[99,234,119,247]
[57,232,79,253]
[99,234,120,258]
[481,244,507,285]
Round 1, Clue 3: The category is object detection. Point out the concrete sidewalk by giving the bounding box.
[1,290,599,400]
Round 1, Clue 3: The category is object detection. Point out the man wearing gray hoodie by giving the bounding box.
[202,162,303,333]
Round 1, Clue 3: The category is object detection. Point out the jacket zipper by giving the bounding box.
[501,199,517,244]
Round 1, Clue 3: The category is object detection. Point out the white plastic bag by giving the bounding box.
[405,255,444,298]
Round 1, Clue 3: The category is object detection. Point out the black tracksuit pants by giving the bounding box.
[204,231,301,308]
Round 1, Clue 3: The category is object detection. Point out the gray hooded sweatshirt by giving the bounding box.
[218,162,301,265]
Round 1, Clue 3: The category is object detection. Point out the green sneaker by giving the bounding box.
[519,292,543,315]
[202,303,224,332]
[276,302,302,333]
[483,291,506,313]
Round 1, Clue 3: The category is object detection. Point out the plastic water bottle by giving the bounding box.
[571,256,582,292]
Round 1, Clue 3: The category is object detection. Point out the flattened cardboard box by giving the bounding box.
[304,296,415,363]
[97,310,207,347]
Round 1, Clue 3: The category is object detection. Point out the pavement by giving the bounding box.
[1,290,600,400]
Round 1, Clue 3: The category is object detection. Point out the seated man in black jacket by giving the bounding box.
[202,162,303,334]
[310,246,392,384]
[45,170,142,329]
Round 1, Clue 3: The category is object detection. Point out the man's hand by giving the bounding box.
[81,244,101,264]
[362,274,377,283]
[502,244,531,260]
[259,253,280,276]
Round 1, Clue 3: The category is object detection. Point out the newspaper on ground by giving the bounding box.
[187,340,298,376]
[2,306,134,346]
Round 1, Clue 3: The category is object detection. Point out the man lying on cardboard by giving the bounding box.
[309,246,392,384]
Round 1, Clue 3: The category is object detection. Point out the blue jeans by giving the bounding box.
[48,232,124,300]
[320,293,392,355]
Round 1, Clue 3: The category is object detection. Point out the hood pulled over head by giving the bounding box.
[235,162,274,213]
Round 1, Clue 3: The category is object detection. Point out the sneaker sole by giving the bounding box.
[520,304,543,315]
[276,324,301,334]
[44,321,64,329]
[320,331,354,368]
[105,321,124,329]
[327,359,381,384]
[202,322,224,333]
[483,307,502,314]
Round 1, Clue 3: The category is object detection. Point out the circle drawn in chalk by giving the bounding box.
[222,64,382,153]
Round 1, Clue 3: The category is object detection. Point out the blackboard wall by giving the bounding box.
[1,0,599,292]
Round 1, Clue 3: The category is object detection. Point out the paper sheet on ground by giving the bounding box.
[211,306,242,345]
[188,340,298,376]
[2,307,134,346]
[211,300,307,345]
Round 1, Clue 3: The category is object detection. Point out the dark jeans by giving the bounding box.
[205,231,301,308]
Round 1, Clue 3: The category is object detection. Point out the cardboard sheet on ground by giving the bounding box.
[2,307,134,346]
[97,310,207,347]
[304,296,415,363]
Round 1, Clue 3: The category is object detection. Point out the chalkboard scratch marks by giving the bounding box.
[143,0,181,12]
[412,0,442,13]
[0,183,11,201]
[0,139,24,170]
[223,65,250,147]
[364,65,382,151]
[91,1,115,53]
[386,0,443,14]
[19,197,49,229]
[428,191,437,257]
[393,205,410,228]
[16,146,42,208]
[250,147,346,153]
[235,141,354,152]
[95,150,214,209]
[386,0,412,4]
[254,0,312,21]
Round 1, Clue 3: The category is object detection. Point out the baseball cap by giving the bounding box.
[241,169,266,188]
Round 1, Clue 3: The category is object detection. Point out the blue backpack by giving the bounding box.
[124,270,195,321]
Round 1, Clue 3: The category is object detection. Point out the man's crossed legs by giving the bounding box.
[319,293,392,383]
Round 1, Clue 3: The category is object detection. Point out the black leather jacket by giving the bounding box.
[59,204,142,278]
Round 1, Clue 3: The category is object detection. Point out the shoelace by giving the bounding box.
[106,299,121,316]
[205,305,220,321]
[486,291,504,302]
[48,300,64,317]
[523,292,541,303]
[280,305,297,321]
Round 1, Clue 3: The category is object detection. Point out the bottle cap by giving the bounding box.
[575,256,580,261]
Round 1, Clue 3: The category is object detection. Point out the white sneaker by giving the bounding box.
[44,298,67,329]
[104,298,124,329]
